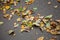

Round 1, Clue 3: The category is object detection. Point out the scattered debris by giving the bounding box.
[0,0,60,40]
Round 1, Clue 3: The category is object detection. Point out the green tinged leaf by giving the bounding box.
[45,15,53,19]
[18,7,23,11]
[28,23,32,27]
[25,0,30,2]
[33,7,37,11]
[46,22,50,28]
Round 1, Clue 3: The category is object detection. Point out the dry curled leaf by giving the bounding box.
[5,6,10,10]
[50,30,59,35]
[20,25,25,32]
[25,0,34,5]
[17,18,21,22]
[37,36,44,40]
[55,25,60,31]
[50,37,56,40]
[40,22,44,28]
[11,11,15,15]
[8,30,15,35]
[56,20,60,23]
[50,21,57,29]
[10,0,14,4]
[22,6,27,11]
[3,8,6,14]
[8,15,13,20]
[3,14,10,19]
[13,22,19,28]
[14,1,17,6]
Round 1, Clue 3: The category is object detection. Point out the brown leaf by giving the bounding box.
[57,0,60,2]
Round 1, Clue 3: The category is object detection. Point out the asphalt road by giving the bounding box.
[0,0,60,40]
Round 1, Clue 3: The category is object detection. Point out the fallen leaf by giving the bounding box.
[18,7,23,11]
[14,22,19,28]
[3,14,10,19]
[45,15,53,19]
[50,37,56,40]
[46,21,51,29]
[5,6,10,10]
[33,7,37,11]
[57,0,60,2]
[54,5,58,8]
[8,30,14,35]
[25,0,34,5]
[48,1,51,5]
[37,36,44,40]
[0,21,4,25]
[17,18,21,22]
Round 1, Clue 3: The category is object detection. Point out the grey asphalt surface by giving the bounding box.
[0,0,60,40]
